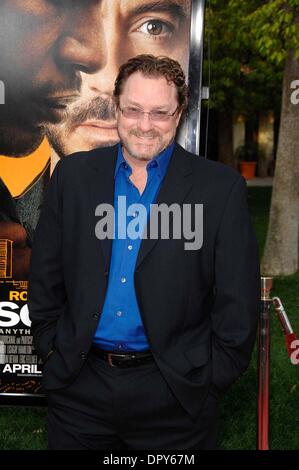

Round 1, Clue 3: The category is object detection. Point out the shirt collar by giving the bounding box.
[115,141,175,179]
[114,144,128,178]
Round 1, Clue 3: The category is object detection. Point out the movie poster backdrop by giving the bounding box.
[0,0,205,402]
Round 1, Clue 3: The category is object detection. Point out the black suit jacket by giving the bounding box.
[28,143,260,419]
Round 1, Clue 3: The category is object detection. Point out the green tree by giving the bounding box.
[241,0,299,275]
[206,0,299,275]
[205,0,282,167]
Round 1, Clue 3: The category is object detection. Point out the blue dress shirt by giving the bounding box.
[93,142,174,351]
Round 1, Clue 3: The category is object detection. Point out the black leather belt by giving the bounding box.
[90,346,154,368]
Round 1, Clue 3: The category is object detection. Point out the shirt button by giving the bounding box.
[121,277,126,284]
[128,245,133,251]
[116,311,123,317]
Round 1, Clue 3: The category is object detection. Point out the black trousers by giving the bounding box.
[46,351,219,450]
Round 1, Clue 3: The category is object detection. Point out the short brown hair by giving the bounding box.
[113,54,189,111]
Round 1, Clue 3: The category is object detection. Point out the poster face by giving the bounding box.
[0,0,193,400]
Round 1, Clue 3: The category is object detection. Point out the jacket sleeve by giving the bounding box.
[211,176,260,393]
[28,159,66,362]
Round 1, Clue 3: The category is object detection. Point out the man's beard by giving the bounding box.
[121,129,173,162]
[0,122,44,157]
[0,76,80,156]
[46,95,118,158]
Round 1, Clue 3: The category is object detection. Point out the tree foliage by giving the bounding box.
[205,1,299,275]
[204,0,299,114]
[242,0,299,63]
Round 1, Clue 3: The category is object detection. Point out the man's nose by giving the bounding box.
[138,113,154,132]
[82,35,125,96]
[82,58,121,96]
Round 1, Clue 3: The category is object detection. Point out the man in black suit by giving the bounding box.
[28,55,260,450]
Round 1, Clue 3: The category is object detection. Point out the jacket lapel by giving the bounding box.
[136,144,193,270]
[87,146,118,272]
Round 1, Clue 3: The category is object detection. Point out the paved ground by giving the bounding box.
[246,177,273,187]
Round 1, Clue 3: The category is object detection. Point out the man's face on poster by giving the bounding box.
[46,0,191,157]
[0,1,103,134]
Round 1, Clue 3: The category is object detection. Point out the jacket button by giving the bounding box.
[92,313,99,320]
[80,351,87,360]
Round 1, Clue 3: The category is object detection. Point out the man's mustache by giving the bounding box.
[66,96,116,131]
[129,129,161,139]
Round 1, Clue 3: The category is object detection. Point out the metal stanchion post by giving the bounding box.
[258,277,273,450]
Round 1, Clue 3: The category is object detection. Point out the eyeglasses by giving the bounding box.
[118,106,179,122]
